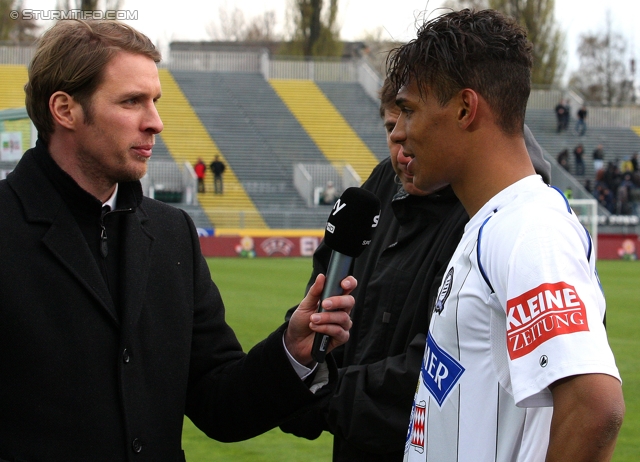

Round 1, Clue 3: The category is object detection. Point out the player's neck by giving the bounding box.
[453,136,535,218]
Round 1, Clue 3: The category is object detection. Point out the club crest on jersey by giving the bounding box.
[408,400,427,454]
[421,332,465,407]
[434,267,454,314]
[506,281,590,360]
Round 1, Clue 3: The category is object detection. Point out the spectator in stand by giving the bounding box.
[319,180,338,205]
[621,156,634,174]
[584,179,593,195]
[557,148,570,171]
[630,182,640,215]
[194,157,206,193]
[598,185,616,213]
[576,105,588,135]
[564,187,573,199]
[573,144,585,175]
[604,161,622,191]
[210,155,226,195]
[617,173,635,215]
[593,144,605,173]
[554,99,567,132]
[563,99,571,131]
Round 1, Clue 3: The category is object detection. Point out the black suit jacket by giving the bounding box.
[0,145,330,461]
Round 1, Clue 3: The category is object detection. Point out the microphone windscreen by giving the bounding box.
[324,187,381,257]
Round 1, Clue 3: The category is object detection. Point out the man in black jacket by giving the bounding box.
[281,79,551,460]
[0,19,355,461]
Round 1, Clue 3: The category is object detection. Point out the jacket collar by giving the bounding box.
[7,141,151,327]
[391,184,460,227]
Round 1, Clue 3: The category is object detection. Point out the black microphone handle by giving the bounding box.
[311,251,353,364]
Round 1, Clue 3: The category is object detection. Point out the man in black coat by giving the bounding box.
[210,155,226,194]
[281,79,551,460]
[0,19,356,461]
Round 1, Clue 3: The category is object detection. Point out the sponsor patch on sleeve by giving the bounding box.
[506,281,589,360]
[422,332,465,407]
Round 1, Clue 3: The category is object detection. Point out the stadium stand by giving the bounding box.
[525,108,640,181]
[156,69,268,229]
[4,48,640,232]
[316,81,389,161]
[270,79,380,184]
[170,71,329,228]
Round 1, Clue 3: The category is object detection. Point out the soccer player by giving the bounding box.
[281,76,551,459]
[387,9,624,461]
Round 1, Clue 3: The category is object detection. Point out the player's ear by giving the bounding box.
[456,88,478,130]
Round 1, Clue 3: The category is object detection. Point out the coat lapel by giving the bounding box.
[8,149,119,324]
[42,213,120,324]
[119,207,153,328]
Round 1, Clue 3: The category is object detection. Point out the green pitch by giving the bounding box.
[181,257,640,461]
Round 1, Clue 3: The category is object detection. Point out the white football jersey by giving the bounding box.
[404,175,621,462]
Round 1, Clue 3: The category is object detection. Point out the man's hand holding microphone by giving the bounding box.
[285,187,381,367]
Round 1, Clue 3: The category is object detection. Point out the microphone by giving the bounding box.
[311,187,381,363]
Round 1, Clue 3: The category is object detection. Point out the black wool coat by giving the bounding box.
[0,144,330,461]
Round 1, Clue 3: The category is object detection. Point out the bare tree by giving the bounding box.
[206,7,248,42]
[245,11,277,41]
[355,27,402,76]
[0,0,40,43]
[442,0,487,10]
[281,0,342,57]
[569,11,633,106]
[442,0,565,85]
[207,7,278,42]
[55,0,123,11]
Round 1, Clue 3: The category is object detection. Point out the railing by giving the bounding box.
[0,46,34,64]
[357,60,383,102]
[527,87,584,111]
[268,58,358,81]
[181,161,198,205]
[528,85,640,128]
[0,44,378,94]
[342,164,361,190]
[293,162,360,206]
[294,163,314,207]
[143,160,197,205]
[295,162,342,206]
[3,45,640,126]
[163,50,262,73]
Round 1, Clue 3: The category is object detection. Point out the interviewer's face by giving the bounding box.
[73,52,163,191]
[383,107,428,196]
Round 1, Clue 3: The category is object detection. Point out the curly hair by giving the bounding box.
[387,9,533,135]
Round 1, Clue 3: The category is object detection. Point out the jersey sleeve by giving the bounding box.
[482,204,620,407]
